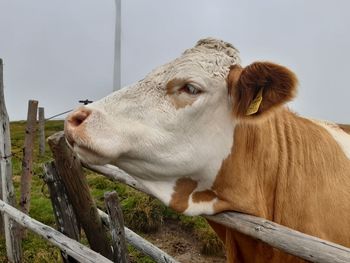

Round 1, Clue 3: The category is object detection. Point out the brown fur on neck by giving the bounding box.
[210,109,350,263]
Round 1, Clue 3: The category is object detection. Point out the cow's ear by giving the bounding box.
[228,62,298,118]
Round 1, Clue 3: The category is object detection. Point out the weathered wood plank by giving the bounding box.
[47,131,113,260]
[0,58,23,262]
[98,209,180,263]
[104,191,128,263]
[0,177,3,236]
[0,59,6,236]
[19,99,38,216]
[38,107,45,156]
[89,162,350,263]
[43,162,80,263]
[205,212,350,263]
[0,199,113,263]
[82,163,151,195]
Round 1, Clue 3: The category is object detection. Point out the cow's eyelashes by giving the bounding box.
[180,84,202,95]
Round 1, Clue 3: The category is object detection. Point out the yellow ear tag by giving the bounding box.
[246,88,263,116]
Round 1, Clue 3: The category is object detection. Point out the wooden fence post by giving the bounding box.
[43,162,80,263]
[19,99,38,217]
[104,191,128,263]
[98,209,180,263]
[38,107,45,156]
[0,58,23,262]
[48,131,113,260]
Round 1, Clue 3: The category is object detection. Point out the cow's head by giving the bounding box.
[65,38,297,215]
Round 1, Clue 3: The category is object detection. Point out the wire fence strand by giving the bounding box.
[45,109,73,121]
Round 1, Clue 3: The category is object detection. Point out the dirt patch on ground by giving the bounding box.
[143,219,226,263]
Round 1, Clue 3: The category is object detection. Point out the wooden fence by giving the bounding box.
[0,199,113,263]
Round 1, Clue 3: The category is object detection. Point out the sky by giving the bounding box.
[0,0,349,123]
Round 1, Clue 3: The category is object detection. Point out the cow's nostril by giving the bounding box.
[68,108,91,128]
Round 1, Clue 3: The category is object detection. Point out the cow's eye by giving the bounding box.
[181,84,201,95]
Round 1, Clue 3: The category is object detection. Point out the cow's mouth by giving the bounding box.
[64,136,110,166]
[75,144,110,165]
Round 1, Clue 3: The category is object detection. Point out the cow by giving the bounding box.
[64,38,350,263]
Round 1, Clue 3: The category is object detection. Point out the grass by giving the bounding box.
[0,120,221,262]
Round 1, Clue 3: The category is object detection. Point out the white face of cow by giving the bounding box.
[65,38,298,215]
[65,38,240,214]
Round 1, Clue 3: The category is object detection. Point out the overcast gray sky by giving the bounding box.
[0,0,349,123]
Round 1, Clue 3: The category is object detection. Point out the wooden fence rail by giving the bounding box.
[0,199,113,263]
[206,213,350,263]
[82,155,350,263]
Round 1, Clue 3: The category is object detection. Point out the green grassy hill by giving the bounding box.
[0,121,221,263]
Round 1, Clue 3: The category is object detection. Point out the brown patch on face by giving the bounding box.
[169,178,197,213]
[166,78,197,109]
[166,78,183,95]
[192,189,217,203]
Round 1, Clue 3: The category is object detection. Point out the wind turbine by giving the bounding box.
[113,0,121,91]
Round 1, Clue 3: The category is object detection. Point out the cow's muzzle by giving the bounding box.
[64,107,91,146]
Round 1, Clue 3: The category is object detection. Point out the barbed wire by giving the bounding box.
[45,109,73,121]
[4,99,94,184]
[44,99,93,121]
[1,100,95,199]
[5,149,51,198]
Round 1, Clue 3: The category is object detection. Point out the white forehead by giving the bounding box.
[144,38,241,83]
[92,38,241,111]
